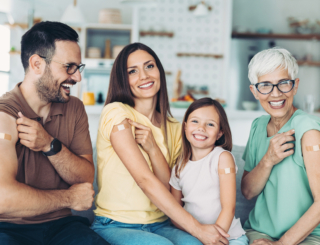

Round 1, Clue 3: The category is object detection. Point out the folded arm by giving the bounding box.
[0,112,94,218]
[241,130,295,200]
[17,112,94,185]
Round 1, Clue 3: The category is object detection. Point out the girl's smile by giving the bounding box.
[185,106,223,160]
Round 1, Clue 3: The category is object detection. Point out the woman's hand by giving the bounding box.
[194,223,230,245]
[252,239,282,245]
[263,129,295,167]
[128,119,158,155]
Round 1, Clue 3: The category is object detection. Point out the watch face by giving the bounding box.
[52,139,62,152]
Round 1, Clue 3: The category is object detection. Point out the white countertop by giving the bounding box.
[85,105,269,121]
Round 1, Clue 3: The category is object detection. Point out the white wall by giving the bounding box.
[7,0,132,24]
[139,0,232,100]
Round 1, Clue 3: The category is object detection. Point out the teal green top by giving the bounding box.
[242,109,320,239]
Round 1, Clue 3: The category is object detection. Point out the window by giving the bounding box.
[0,24,10,96]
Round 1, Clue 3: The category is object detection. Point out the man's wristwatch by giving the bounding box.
[42,138,62,156]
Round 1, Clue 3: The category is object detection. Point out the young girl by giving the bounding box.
[170,98,249,245]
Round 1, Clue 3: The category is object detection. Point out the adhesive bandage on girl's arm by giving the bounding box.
[306,144,320,152]
[0,133,11,141]
[218,168,236,175]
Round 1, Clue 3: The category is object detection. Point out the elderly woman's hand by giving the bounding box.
[128,119,158,155]
[263,129,295,167]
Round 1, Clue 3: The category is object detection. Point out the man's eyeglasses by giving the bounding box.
[255,80,295,95]
[39,55,85,75]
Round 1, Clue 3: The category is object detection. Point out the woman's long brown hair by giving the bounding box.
[175,98,232,178]
[105,42,173,155]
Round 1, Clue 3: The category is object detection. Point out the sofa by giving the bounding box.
[72,145,257,226]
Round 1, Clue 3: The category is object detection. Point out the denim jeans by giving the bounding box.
[91,216,203,245]
[0,216,109,245]
[229,235,249,245]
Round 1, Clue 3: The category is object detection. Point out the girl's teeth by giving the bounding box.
[139,82,153,88]
[270,100,284,106]
[194,135,206,140]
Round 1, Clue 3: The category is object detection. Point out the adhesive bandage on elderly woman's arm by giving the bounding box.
[306,144,320,152]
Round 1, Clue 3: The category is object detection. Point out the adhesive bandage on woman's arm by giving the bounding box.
[0,133,11,141]
[218,168,236,175]
[112,124,130,133]
[306,144,320,152]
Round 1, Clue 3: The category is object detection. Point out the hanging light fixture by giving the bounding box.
[189,1,212,17]
[60,0,86,26]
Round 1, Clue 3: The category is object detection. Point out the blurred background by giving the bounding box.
[1,0,320,145]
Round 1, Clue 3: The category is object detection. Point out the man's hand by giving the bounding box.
[16,112,53,152]
[68,183,95,211]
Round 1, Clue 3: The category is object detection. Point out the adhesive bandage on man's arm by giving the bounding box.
[0,133,12,141]
[306,144,320,152]
[218,167,236,175]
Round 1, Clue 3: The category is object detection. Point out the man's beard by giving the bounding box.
[35,66,72,103]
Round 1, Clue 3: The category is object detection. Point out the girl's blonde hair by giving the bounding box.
[175,98,232,178]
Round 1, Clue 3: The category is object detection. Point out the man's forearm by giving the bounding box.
[0,181,70,218]
[48,144,94,185]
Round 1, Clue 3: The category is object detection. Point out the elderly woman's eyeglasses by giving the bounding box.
[255,80,295,95]
[39,55,85,75]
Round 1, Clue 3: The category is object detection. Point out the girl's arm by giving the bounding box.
[111,119,230,245]
[216,151,237,233]
[170,186,185,231]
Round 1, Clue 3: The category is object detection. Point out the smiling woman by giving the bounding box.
[241,47,320,245]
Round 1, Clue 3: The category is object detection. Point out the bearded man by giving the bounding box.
[0,21,109,245]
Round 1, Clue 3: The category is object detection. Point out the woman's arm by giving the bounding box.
[241,129,295,200]
[216,151,236,233]
[252,130,320,245]
[278,130,320,245]
[170,186,185,231]
[128,120,171,190]
[111,119,229,245]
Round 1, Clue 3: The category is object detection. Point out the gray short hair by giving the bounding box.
[248,47,299,85]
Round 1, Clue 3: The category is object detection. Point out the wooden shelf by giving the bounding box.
[9,51,21,55]
[297,60,320,67]
[6,23,28,29]
[140,31,174,37]
[176,53,223,58]
[232,32,320,40]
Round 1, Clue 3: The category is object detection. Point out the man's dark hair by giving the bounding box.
[21,21,79,72]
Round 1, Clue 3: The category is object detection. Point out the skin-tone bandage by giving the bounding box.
[0,133,11,141]
[306,144,320,152]
[112,124,130,133]
[218,168,236,175]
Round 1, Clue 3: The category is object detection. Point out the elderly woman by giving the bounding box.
[241,47,320,245]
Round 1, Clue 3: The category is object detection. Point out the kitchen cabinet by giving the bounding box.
[77,24,132,103]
